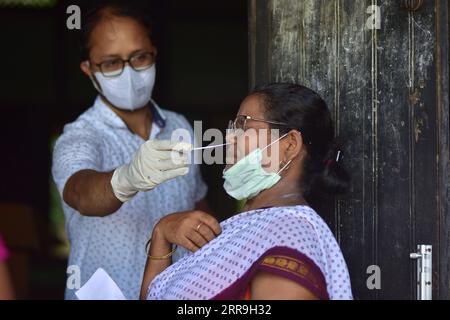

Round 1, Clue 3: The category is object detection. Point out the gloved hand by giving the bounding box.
[111,140,192,203]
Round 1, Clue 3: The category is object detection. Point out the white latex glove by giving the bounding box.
[111,140,192,203]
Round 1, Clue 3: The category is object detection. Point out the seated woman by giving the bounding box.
[141,83,353,300]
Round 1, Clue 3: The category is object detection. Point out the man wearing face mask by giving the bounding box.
[52,2,216,300]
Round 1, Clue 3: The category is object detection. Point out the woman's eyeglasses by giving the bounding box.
[228,115,288,133]
[94,52,155,78]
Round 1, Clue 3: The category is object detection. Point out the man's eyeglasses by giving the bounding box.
[228,115,288,133]
[93,52,155,78]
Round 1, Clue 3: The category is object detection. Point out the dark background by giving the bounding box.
[0,0,248,299]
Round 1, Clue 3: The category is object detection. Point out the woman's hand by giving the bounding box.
[154,210,222,252]
[141,210,221,300]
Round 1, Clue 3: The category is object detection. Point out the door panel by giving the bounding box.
[249,0,450,299]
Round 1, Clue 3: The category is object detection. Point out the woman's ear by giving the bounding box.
[284,130,304,162]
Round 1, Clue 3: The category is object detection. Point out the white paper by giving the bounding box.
[75,268,127,300]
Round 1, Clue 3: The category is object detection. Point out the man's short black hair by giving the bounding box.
[80,1,154,61]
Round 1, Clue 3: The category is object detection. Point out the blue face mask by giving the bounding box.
[223,134,292,201]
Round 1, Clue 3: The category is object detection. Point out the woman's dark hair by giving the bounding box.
[80,1,154,61]
[252,83,350,199]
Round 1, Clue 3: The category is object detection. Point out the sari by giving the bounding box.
[147,205,353,300]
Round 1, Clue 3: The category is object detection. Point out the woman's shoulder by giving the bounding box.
[260,205,328,232]
[241,207,334,293]
[223,205,334,251]
[246,206,336,256]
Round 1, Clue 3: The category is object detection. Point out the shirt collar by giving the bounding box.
[93,96,167,130]
[149,99,167,128]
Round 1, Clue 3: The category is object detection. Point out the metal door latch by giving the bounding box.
[410,245,432,300]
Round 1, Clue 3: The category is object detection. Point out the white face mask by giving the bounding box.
[223,133,292,201]
[92,64,156,111]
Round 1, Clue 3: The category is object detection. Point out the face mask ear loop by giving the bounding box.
[261,133,290,152]
[277,159,293,175]
[87,62,104,94]
[260,133,289,174]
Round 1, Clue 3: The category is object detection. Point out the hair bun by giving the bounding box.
[318,139,350,195]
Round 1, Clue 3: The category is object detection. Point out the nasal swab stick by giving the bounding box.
[192,143,231,151]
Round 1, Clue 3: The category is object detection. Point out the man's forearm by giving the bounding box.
[63,170,123,217]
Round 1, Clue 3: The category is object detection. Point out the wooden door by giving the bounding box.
[249,0,450,299]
